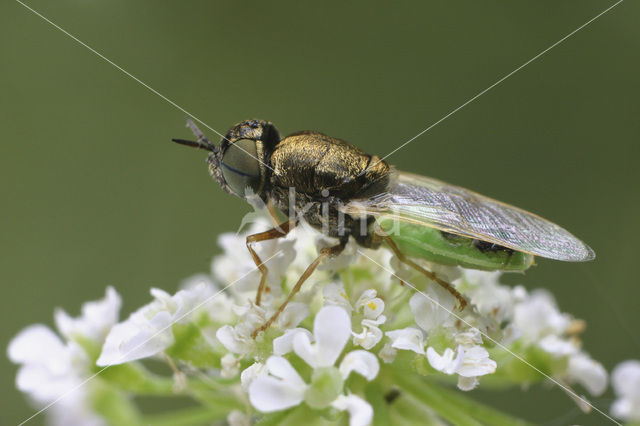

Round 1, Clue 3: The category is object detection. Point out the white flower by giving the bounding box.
[378,343,398,363]
[426,346,463,375]
[227,409,251,426]
[180,274,235,323]
[54,286,121,343]
[240,362,266,392]
[461,270,516,322]
[425,329,496,391]
[454,328,483,347]
[611,360,640,422]
[8,325,103,426]
[216,302,267,355]
[212,219,297,302]
[409,285,455,333]
[221,353,240,378]
[332,394,374,426]
[97,283,215,366]
[217,302,309,356]
[248,306,378,424]
[339,350,380,381]
[352,289,386,349]
[386,328,425,355]
[456,346,497,390]
[508,287,607,397]
[249,356,307,411]
[566,353,607,396]
[275,302,310,330]
[352,317,385,350]
[537,335,578,357]
[512,289,570,343]
[355,289,385,319]
[249,352,376,424]
[273,328,313,356]
[323,282,352,313]
[8,288,121,426]
[290,306,361,371]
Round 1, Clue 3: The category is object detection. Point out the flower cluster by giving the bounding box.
[8,218,637,425]
[8,288,121,426]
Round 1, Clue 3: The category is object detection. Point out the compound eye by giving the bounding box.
[220,139,262,197]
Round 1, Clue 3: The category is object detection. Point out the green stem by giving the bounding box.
[257,405,337,426]
[392,369,532,426]
[141,406,234,426]
[391,394,442,425]
[185,382,245,412]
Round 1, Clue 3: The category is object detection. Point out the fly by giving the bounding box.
[172,118,594,336]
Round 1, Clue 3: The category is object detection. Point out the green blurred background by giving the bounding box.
[1,0,638,424]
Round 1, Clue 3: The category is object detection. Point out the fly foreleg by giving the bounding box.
[252,240,346,338]
[246,220,295,306]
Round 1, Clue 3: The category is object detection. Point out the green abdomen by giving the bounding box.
[378,219,534,271]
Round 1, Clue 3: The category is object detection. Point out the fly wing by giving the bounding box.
[342,171,595,261]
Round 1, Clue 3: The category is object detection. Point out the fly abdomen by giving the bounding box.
[375,222,533,271]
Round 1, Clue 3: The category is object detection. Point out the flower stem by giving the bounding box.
[391,369,532,426]
[141,406,234,426]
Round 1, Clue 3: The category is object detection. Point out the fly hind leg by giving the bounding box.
[252,239,347,338]
[246,220,295,306]
[383,235,467,309]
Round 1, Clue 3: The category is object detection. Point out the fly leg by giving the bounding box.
[267,199,283,226]
[247,220,296,306]
[252,240,347,338]
[382,234,467,309]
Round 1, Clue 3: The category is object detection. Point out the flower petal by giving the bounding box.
[275,302,310,330]
[456,346,496,377]
[457,376,479,391]
[611,398,636,422]
[248,357,306,412]
[240,362,266,391]
[339,350,379,381]
[227,409,250,426]
[265,356,307,389]
[273,328,312,356]
[426,346,462,375]
[249,376,305,412]
[409,286,455,333]
[567,353,607,396]
[352,317,384,350]
[611,360,640,398]
[13,340,89,405]
[216,325,254,355]
[378,343,397,364]
[8,325,67,367]
[221,353,239,378]
[315,306,351,366]
[292,330,316,367]
[54,286,121,343]
[386,328,425,354]
[323,283,352,313]
[538,335,577,357]
[96,311,174,366]
[294,306,351,368]
[332,394,373,426]
[512,289,570,342]
[355,290,385,319]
